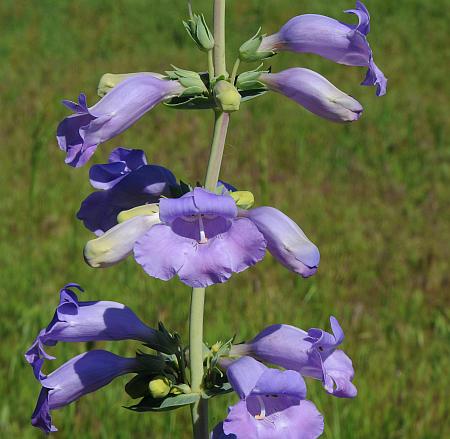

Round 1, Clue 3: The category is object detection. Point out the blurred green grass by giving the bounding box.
[0,0,449,437]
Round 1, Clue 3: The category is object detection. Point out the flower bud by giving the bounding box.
[149,376,171,399]
[184,14,214,52]
[214,80,241,112]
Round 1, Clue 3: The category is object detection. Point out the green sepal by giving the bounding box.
[181,85,207,96]
[240,88,267,102]
[126,393,200,412]
[164,88,266,110]
[236,64,270,92]
[165,66,207,95]
[141,322,179,355]
[183,14,214,52]
[202,382,233,399]
[125,374,152,399]
[239,28,276,62]
[135,352,167,371]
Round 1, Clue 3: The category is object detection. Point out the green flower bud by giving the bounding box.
[184,14,214,52]
[214,80,241,112]
[149,376,172,399]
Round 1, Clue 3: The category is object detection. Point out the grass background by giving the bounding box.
[1,0,449,437]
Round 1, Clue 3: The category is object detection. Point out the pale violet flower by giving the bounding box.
[57,75,184,167]
[259,1,387,96]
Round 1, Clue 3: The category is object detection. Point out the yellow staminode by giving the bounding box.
[230,191,255,209]
[117,204,160,223]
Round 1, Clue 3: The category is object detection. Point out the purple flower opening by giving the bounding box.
[231,317,356,398]
[77,147,176,235]
[260,1,387,96]
[31,350,139,433]
[134,188,267,287]
[57,74,184,167]
[25,284,163,379]
[212,356,324,439]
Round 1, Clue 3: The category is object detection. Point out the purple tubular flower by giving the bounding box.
[77,147,177,235]
[31,350,139,433]
[134,188,267,287]
[240,206,319,277]
[57,74,184,167]
[260,1,387,96]
[231,317,356,398]
[25,284,165,379]
[212,356,324,439]
[260,68,363,122]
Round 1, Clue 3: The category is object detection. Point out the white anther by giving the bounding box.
[254,396,266,420]
[198,215,208,244]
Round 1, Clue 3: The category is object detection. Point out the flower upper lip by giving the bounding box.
[159,187,238,224]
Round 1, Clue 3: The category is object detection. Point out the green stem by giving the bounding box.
[213,0,227,77]
[189,287,208,438]
[204,111,230,191]
[189,2,229,438]
[207,50,215,82]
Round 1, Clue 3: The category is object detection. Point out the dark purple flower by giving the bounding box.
[259,1,387,96]
[57,74,184,167]
[260,69,363,123]
[230,317,356,398]
[89,147,148,190]
[25,284,170,379]
[134,188,267,287]
[31,350,140,433]
[212,356,324,439]
[77,147,177,235]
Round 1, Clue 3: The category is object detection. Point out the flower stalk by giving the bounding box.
[189,1,230,437]
[189,287,208,438]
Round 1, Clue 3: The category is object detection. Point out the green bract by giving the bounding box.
[128,393,201,412]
